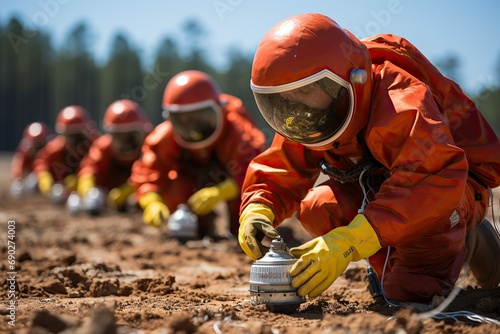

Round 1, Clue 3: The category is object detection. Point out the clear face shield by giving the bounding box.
[163,100,223,149]
[64,133,88,149]
[110,131,144,157]
[252,70,354,147]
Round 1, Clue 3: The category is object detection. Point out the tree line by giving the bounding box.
[1,16,499,152]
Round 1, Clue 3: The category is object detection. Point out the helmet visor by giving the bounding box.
[168,107,218,144]
[110,131,144,156]
[253,72,353,146]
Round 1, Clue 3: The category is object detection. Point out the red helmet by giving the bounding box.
[102,99,153,134]
[22,122,52,147]
[251,13,373,152]
[162,70,224,149]
[55,105,95,134]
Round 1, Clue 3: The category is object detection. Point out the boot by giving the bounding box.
[465,219,500,289]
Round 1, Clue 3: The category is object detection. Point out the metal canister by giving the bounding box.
[10,180,24,198]
[66,191,83,214]
[166,204,199,241]
[249,237,306,313]
[50,183,68,204]
[82,187,106,216]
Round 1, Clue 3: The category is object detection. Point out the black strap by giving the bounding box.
[319,158,384,184]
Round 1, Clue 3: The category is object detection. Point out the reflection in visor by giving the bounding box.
[255,77,351,145]
[273,97,338,143]
[168,107,218,143]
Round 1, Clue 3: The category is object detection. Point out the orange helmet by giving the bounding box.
[251,13,373,151]
[102,99,153,134]
[162,70,224,150]
[55,105,96,134]
[22,122,52,148]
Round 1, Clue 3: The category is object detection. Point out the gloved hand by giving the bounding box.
[108,182,134,209]
[188,178,239,215]
[77,174,95,197]
[63,174,78,192]
[289,214,381,298]
[139,192,170,227]
[238,203,280,261]
[37,171,54,196]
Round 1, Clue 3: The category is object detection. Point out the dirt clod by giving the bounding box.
[0,154,498,333]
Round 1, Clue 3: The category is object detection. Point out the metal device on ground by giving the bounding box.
[66,191,82,214]
[167,204,199,241]
[66,187,106,215]
[50,183,69,204]
[10,173,38,198]
[249,236,306,314]
[82,187,106,215]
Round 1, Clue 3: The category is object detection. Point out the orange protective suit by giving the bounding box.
[11,145,37,180]
[11,122,52,180]
[78,134,137,191]
[131,93,266,235]
[33,133,98,183]
[242,34,500,301]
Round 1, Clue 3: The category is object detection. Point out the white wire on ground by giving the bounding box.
[357,172,500,325]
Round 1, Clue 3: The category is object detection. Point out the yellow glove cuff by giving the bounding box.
[63,174,78,192]
[77,174,95,196]
[37,171,54,195]
[139,192,163,209]
[143,202,170,227]
[239,203,275,225]
[343,214,382,261]
[118,182,134,197]
[108,182,134,208]
[216,178,240,201]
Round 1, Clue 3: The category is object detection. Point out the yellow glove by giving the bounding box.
[77,174,95,197]
[188,178,239,215]
[139,192,170,227]
[289,214,381,298]
[108,182,134,209]
[238,203,280,261]
[63,174,78,192]
[37,171,54,195]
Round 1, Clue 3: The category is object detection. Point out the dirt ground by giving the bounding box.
[0,152,499,334]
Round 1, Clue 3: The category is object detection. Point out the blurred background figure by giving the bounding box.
[131,70,266,239]
[34,105,100,204]
[75,99,153,214]
[10,122,53,198]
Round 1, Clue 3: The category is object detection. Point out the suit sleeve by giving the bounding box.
[241,134,323,225]
[216,96,267,187]
[130,122,179,199]
[78,135,112,178]
[11,146,31,180]
[363,63,469,247]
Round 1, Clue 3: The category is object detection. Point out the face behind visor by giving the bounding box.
[252,70,354,148]
[110,131,144,158]
[163,100,223,150]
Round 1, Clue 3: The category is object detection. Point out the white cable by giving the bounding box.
[488,187,500,236]
[360,178,499,324]
[357,167,369,214]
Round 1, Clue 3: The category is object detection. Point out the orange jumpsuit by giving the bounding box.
[33,134,98,182]
[131,94,266,235]
[241,35,500,302]
[11,143,37,180]
[78,134,137,191]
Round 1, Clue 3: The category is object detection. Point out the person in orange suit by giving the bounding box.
[131,70,266,238]
[10,122,53,197]
[34,105,100,201]
[77,99,153,212]
[238,13,500,304]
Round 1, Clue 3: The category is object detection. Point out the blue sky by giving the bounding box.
[2,0,500,94]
